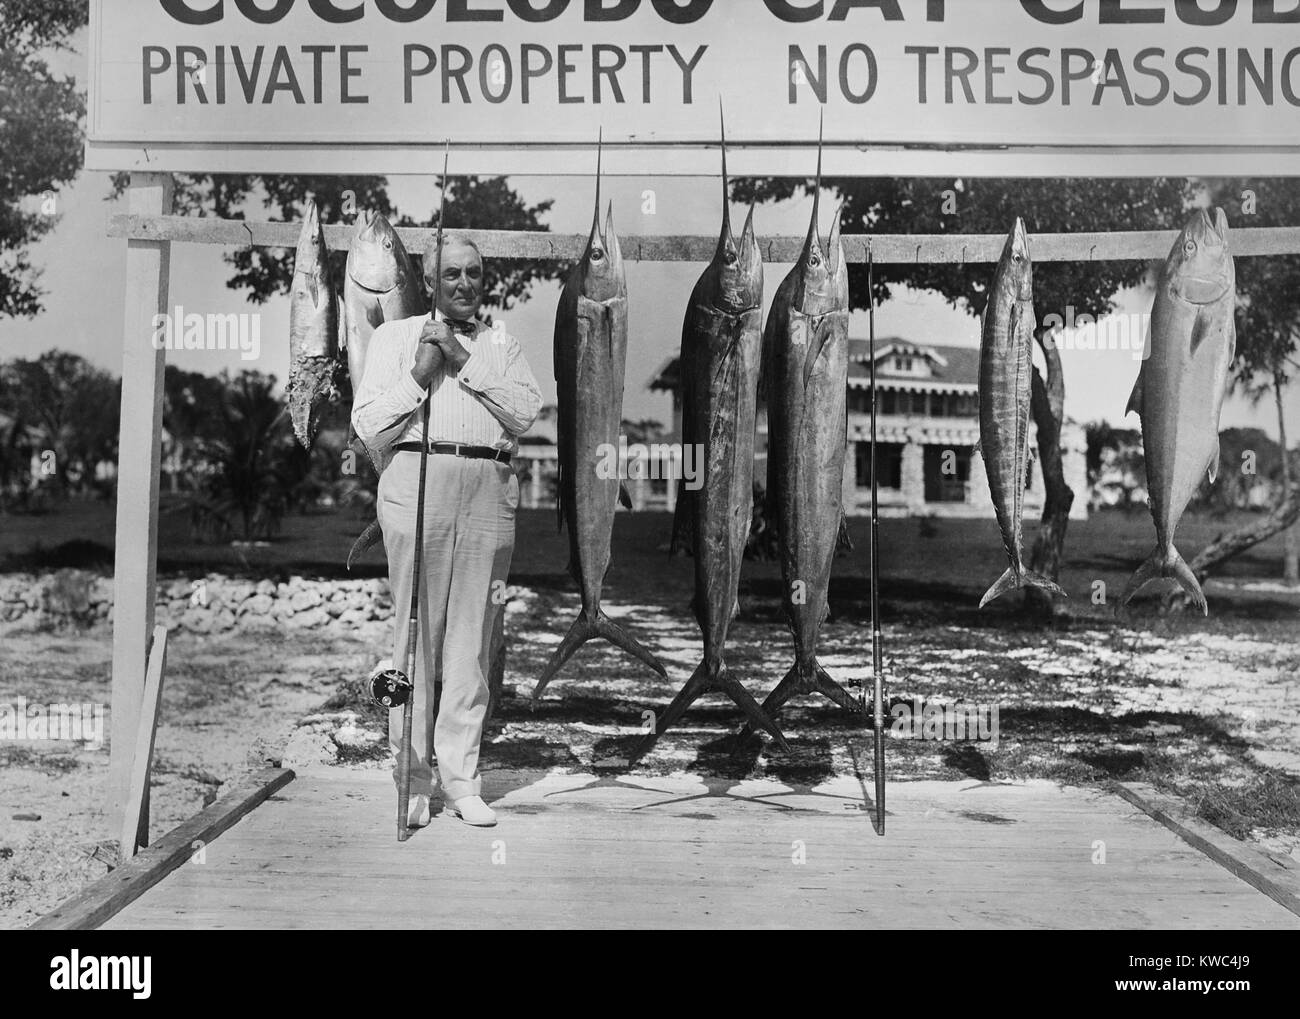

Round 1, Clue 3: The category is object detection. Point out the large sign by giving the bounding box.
[86,0,1300,175]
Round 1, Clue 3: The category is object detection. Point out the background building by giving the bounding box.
[649,337,1090,520]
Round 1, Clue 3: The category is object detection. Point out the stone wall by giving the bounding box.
[0,570,396,633]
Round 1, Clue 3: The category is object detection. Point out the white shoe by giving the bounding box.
[448,795,496,827]
[406,793,431,828]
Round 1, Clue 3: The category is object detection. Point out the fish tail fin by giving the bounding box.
[1022,569,1067,599]
[346,517,383,571]
[1119,545,1208,616]
[530,611,597,701]
[978,563,1065,608]
[593,611,667,677]
[531,609,666,702]
[978,567,1022,608]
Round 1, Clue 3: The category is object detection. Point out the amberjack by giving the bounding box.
[1121,207,1236,615]
[977,218,1067,608]
[531,138,667,700]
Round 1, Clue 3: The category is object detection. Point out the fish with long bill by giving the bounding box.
[531,139,667,700]
[632,110,788,761]
[756,130,860,721]
[977,218,1066,608]
[1121,207,1236,615]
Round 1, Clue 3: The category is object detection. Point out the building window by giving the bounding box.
[856,441,903,490]
[923,445,972,503]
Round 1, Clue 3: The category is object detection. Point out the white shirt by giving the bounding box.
[351,310,544,474]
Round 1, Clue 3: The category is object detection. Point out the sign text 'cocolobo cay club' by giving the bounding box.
[87,0,1300,175]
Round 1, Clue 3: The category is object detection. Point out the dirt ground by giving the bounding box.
[2,506,1298,928]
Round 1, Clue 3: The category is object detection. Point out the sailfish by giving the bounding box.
[532,135,668,700]
[633,106,788,761]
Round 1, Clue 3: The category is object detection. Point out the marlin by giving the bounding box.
[531,136,667,700]
[1120,207,1237,615]
[977,218,1066,608]
[286,199,344,448]
[633,108,788,761]
[756,123,860,721]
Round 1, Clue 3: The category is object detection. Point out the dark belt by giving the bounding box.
[393,441,512,465]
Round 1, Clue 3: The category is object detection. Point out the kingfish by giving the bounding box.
[286,200,344,448]
[531,141,667,700]
[977,218,1067,608]
[758,131,859,719]
[1121,207,1236,615]
[633,111,788,760]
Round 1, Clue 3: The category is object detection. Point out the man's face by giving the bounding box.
[427,242,484,322]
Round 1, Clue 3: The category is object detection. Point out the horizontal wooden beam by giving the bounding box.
[107,215,1300,264]
[31,768,294,930]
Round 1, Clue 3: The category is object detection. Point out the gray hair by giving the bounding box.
[422,233,482,279]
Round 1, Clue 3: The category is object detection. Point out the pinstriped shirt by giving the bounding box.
[351,310,544,475]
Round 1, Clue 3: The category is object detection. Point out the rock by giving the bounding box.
[290,588,322,611]
[276,583,291,600]
[291,607,330,628]
[213,609,237,632]
[88,577,115,605]
[223,581,255,605]
[255,579,276,597]
[338,607,369,627]
[326,600,346,618]
[345,590,370,611]
[242,593,274,616]
[180,607,212,633]
[281,727,338,770]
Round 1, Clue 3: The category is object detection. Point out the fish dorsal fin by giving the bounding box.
[1125,371,1143,419]
[1208,434,1220,483]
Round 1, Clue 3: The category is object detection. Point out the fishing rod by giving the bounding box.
[397,138,451,842]
[867,249,886,836]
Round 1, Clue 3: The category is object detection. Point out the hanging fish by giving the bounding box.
[286,199,344,448]
[977,218,1066,608]
[531,137,666,700]
[633,108,787,761]
[758,121,859,719]
[1121,207,1236,615]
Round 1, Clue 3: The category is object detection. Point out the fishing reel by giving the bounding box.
[367,659,412,709]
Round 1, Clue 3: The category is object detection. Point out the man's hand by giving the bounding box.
[433,324,473,375]
[411,320,448,389]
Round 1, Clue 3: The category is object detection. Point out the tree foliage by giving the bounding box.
[0,0,87,318]
[0,351,119,502]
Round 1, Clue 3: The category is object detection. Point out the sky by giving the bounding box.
[1,27,1296,445]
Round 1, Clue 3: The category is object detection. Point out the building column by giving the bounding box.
[529,458,542,509]
[665,445,679,513]
[1062,422,1090,520]
[901,440,925,511]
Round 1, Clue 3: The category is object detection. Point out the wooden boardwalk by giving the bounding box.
[103,770,1299,929]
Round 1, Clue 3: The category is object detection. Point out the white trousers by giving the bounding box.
[378,451,518,801]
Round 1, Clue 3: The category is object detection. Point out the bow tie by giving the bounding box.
[446,318,477,336]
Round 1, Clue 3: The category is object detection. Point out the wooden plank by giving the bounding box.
[30,769,294,931]
[105,215,1300,263]
[100,773,1299,930]
[109,173,173,854]
[1114,782,1300,920]
[119,625,168,861]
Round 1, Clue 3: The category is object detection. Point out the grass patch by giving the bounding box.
[1178,772,1300,840]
